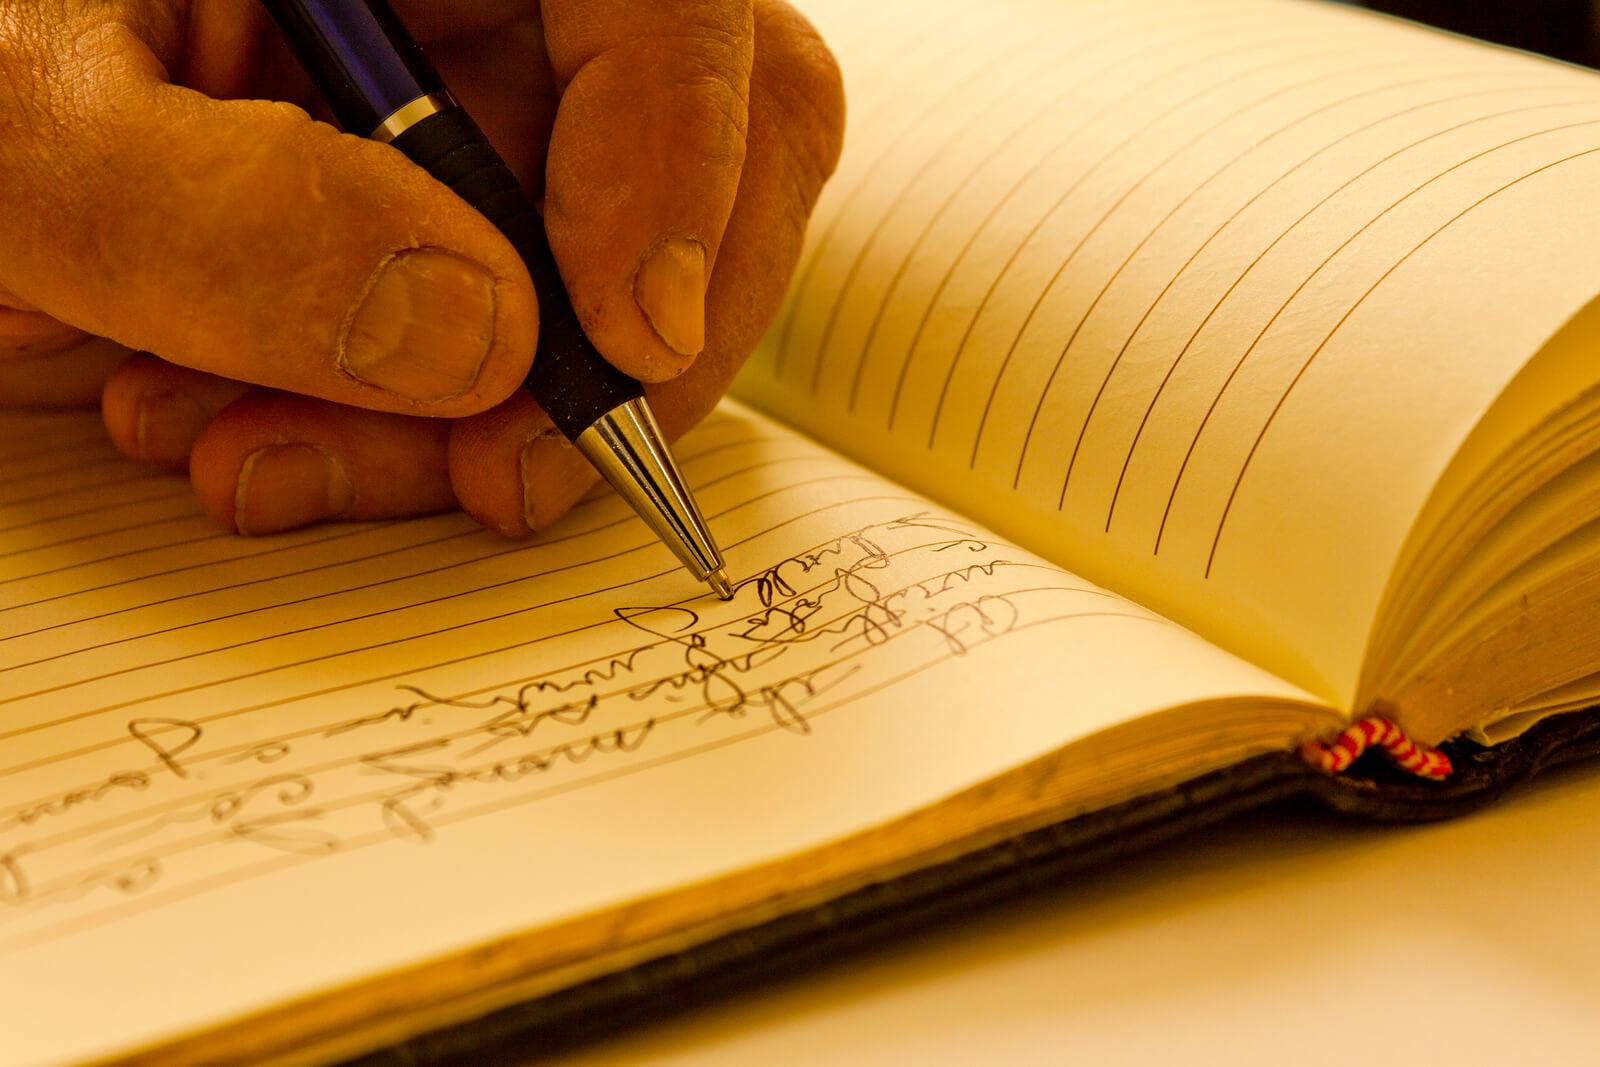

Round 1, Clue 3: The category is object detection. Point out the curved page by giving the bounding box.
[0,405,1321,1066]
[737,0,1600,707]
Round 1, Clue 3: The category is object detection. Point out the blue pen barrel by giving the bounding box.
[257,0,647,438]
[260,0,445,136]
[258,0,724,587]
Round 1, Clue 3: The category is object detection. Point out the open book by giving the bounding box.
[6,0,1600,1063]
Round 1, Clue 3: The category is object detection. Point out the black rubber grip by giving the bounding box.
[392,108,643,439]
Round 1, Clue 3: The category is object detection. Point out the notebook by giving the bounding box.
[7,0,1600,1063]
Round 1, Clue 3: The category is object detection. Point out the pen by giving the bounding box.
[259,0,734,601]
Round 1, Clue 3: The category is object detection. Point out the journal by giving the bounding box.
[5,1,1600,1063]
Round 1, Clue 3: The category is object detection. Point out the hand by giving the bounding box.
[0,0,844,535]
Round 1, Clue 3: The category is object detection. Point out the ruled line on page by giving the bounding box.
[2,522,410,610]
[817,42,1095,402]
[1,603,1150,956]
[0,486,1150,942]
[0,455,131,491]
[0,487,192,536]
[919,31,1342,452]
[955,103,1600,567]
[980,49,1420,482]
[0,472,168,511]
[0,432,1178,956]
[819,7,1186,411]
[864,18,1359,424]
[2,428,761,638]
[0,503,217,562]
[1034,73,1564,498]
[0,428,106,463]
[0,475,904,755]
[10,530,280,594]
[802,32,1059,398]
[0,490,935,788]
[0,447,831,706]
[1204,142,1600,575]
[3,525,467,633]
[772,0,1122,379]
[3,556,1100,860]
[1,454,834,677]
[1099,86,1595,534]
[1149,118,1600,557]
[746,0,1600,612]
[3,545,1078,840]
[819,13,1292,412]
[2,518,203,568]
[878,27,1243,432]
[1140,110,1600,555]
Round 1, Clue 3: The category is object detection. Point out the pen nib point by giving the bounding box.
[707,569,734,601]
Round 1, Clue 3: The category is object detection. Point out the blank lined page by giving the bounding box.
[737,0,1600,707]
[0,403,1315,1066]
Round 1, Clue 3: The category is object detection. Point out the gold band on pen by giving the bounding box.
[370,92,459,144]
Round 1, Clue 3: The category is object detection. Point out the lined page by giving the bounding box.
[0,404,1319,1066]
[737,0,1600,707]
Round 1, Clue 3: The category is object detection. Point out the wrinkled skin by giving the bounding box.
[0,0,845,534]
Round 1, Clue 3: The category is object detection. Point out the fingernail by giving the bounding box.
[234,444,355,536]
[634,238,707,359]
[521,430,598,533]
[135,390,209,465]
[341,249,497,403]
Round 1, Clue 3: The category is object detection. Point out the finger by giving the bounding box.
[0,283,121,408]
[0,6,537,418]
[645,0,845,436]
[0,336,133,409]
[450,0,844,535]
[187,392,456,535]
[100,354,253,467]
[448,389,598,537]
[540,0,755,383]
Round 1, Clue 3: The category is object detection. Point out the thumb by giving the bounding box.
[0,11,537,416]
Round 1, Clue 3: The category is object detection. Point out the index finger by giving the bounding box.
[539,0,755,383]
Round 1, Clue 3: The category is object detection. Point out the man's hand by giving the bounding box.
[0,0,844,535]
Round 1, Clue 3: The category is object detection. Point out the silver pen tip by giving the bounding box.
[707,569,734,601]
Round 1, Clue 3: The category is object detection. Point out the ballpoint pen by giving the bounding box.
[258,0,735,601]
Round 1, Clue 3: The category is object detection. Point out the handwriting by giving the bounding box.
[210,775,335,857]
[127,718,203,780]
[0,512,1082,931]
[323,681,612,741]
[221,741,293,767]
[457,695,600,758]
[697,663,864,734]
[1,848,160,910]
[369,720,658,844]
[924,595,1023,654]
[0,770,151,839]
[1,851,26,905]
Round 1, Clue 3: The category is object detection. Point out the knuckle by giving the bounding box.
[0,6,171,245]
[0,7,56,138]
[0,7,148,133]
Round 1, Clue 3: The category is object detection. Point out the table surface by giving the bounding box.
[541,759,1600,1067]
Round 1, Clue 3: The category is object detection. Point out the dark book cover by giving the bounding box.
[342,707,1600,1066]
